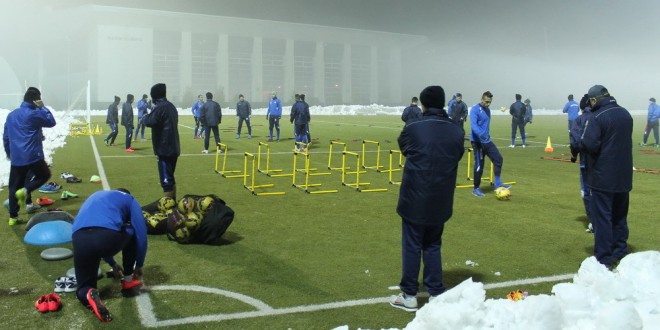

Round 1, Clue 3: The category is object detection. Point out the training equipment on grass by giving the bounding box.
[495,187,512,201]
[361,140,384,171]
[40,247,73,261]
[243,151,286,196]
[341,151,388,192]
[25,210,75,231]
[327,140,350,171]
[177,196,196,214]
[214,143,245,178]
[545,136,554,153]
[157,197,176,213]
[256,141,285,177]
[292,146,338,194]
[185,212,201,231]
[384,149,404,185]
[197,196,214,212]
[24,220,73,246]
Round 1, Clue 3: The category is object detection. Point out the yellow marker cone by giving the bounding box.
[544,136,554,153]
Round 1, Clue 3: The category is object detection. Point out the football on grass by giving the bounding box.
[495,187,511,201]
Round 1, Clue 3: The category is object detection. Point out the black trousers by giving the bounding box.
[204,125,220,151]
[589,189,629,267]
[8,160,51,217]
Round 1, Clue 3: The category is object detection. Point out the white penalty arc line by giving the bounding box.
[136,273,575,327]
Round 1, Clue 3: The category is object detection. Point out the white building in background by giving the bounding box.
[1,4,425,109]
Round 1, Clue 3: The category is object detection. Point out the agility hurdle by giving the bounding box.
[243,152,285,196]
[292,147,337,194]
[214,143,246,178]
[257,142,285,176]
[327,140,350,171]
[361,140,384,171]
[386,150,404,185]
[457,147,516,188]
[342,151,388,192]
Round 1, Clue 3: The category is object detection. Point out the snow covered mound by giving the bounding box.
[406,251,660,330]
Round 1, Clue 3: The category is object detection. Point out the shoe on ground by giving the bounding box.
[472,188,486,197]
[64,276,77,292]
[47,293,61,312]
[8,217,25,226]
[125,148,135,153]
[586,223,594,233]
[54,277,66,293]
[509,144,515,148]
[66,176,82,183]
[16,187,27,208]
[60,190,79,200]
[267,138,273,142]
[35,294,50,313]
[389,293,418,312]
[202,150,208,154]
[522,144,526,148]
[87,288,112,322]
[26,203,41,214]
[36,197,54,206]
[247,134,252,139]
[235,134,240,139]
[60,172,74,179]
[495,184,512,189]
[121,277,143,291]
[38,183,61,193]
[104,139,110,146]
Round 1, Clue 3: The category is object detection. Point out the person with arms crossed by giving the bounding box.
[142,83,181,200]
[390,85,465,312]
[72,189,147,323]
[235,94,252,139]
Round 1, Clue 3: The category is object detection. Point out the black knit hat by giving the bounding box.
[206,92,213,100]
[419,86,445,109]
[579,94,590,111]
[151,83,166,100]
[23,87,41,103]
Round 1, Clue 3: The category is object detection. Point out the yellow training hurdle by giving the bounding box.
[457,147,516,188]
[327,140,350,171]
[214,143,246,178]
[342,151,388,193]
[292,146,337,194]
[386,150,404,185]
[361,140,384,171]
[257,142,285,176]
[243,152,285,196]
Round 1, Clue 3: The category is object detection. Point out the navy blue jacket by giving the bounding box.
[121,102,134,127]
[401,104,422,123]
[397,108,465,225]
[509,101,526,122]
[3,102,56,165]
[106,102,119,124]
[142,97,180,157]
[580,96,633,192]
[200,99,222,126]
[449,101,468,123]
[290,100,310,125]
[236,100,251,118]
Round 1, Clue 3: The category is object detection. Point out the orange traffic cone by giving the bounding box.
[544,136,554,153]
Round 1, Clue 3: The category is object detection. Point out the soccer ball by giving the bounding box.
[197,196,214,213]
[169,226,191,243]
[146,213,167,229]
[177,197,196,214]
[495,187,511,201]
[157,197,176,212]
[185,212,202,231]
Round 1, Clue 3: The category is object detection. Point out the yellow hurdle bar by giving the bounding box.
[342,151,388,193]
[257,142,284,176]
[457,147,516,188]
[361,140,384,171]
[387,150,404,185]
[327,140,350,171]
[243,152,285,196]
[214,143,246,178]
[292,147,337,194]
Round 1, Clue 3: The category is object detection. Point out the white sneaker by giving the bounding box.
[389,293,418,312]
[60,172,73,179]
[64,276,77,292]
[522,144,526,148]
[202,150,208,154]
[54,277,66,293]
[509,145,515,148]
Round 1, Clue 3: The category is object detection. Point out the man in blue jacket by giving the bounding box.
[562,94,579,135]
[134,94,150,141]
[509,93,527,147]
[200,92,222,153]
[401,97,422,124]
[290,94,310,151]
[142,83,180,200]
[390,85,464,312]
[640,97,660,147]
[121,94,135,152]
[191,94,205,139]
[580,85,633,269]
[3,87,56,225]
[470,91,510,197]
[103,96,120,146]
[72,189,147,322]
[266,91,282,142]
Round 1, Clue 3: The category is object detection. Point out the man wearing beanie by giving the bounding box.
[200,92,222,153]
[3,87,57,225]
[579,85,633,269]
[134,94,150,141]
[641,97,660,147]
[469,91,510,197]
[104,96,120,146]
[391,86,464,311]
[121,94,135,152]
[142,83,181,200]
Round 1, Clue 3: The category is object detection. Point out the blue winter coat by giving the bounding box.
[290,100,310,125]
[191,100,204,118]
[200,100,222,126]
[563,100,579,121]
[509,101,526,122]
[449,101,468,123]
[401,104,422,123]
[3,102,56,165]
[106,102,119,124]
[121,102,134,127]
[469,103,492,143]
[136,99,150,118]
[580,96,633,192]
[647,102,660,122]
[142,98,180,157]
[267,97,282,117]
[396,108,465,225]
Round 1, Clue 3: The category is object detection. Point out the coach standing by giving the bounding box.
[390,86,465,311]
[580,85,633,269]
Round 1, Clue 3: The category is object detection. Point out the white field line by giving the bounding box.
[88,134,111,190]
[136,273,576,327]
